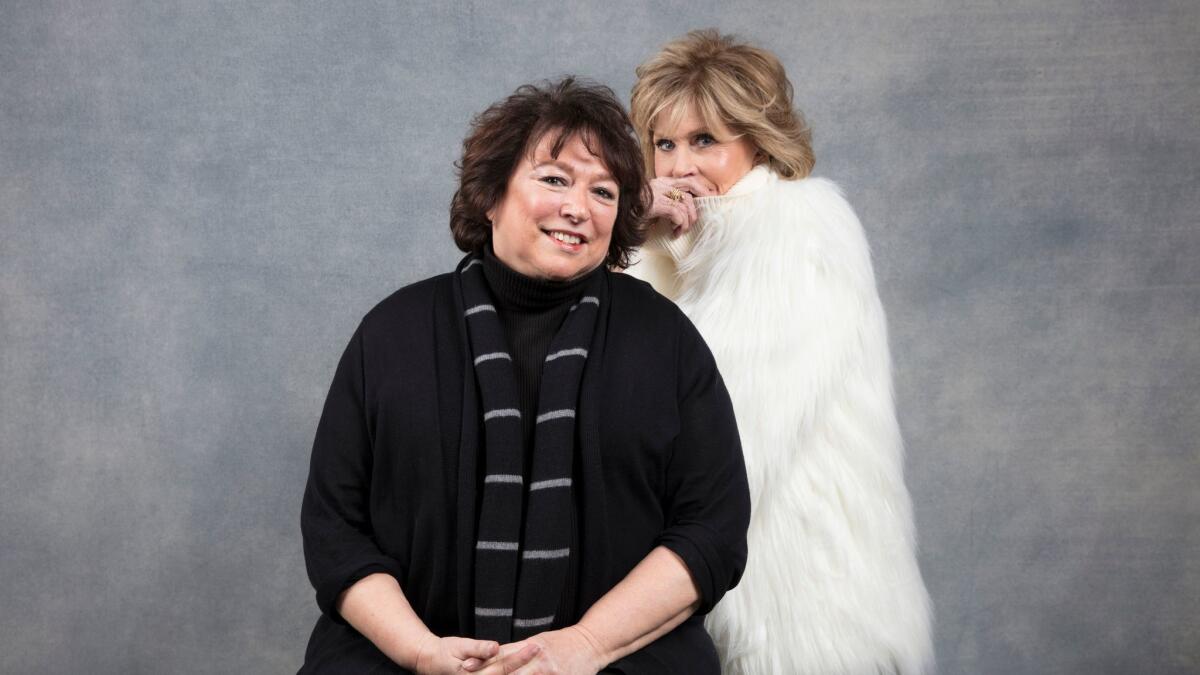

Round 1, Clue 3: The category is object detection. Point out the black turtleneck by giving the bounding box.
[481,246,600,452]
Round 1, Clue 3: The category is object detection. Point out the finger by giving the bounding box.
[648,178,675,202]
[673,176,716,197]
[453,639,500,661]
[475,642,541,675]
[682,193,698,224]
[650,176,674,193]
[672,200,691,228]
[671,201,693,234]
[648,186,686,220]
[646,190,679,222]
[694,175,719,196]
[655,199,686,228]
[461,657,483,671]
[504,643,541,674]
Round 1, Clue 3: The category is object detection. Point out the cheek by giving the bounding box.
[499,194,553,243]
[653,153,669,178]
[525,193,561,229]
[592,210,617,249]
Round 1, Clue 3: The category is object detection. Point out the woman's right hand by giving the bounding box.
[645,176,716,237]
[413,633,538,674]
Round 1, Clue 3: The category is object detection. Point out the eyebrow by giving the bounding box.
[654,126,712,141]
[536,158,615,184]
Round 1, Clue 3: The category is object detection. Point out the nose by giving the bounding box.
[560,184,590,223]
[666,147,695,178]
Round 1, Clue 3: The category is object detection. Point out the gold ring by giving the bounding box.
[666,189,684,202]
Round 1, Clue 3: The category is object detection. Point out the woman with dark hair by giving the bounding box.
[299,78,749,674]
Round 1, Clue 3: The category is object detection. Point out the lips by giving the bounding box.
[543,228,588,251]
[549,231,584,245]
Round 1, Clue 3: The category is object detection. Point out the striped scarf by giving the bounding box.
[459,254,604,642]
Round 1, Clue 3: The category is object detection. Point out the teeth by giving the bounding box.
[551,232,582,245]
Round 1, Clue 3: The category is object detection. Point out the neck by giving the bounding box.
[483,246,598,311]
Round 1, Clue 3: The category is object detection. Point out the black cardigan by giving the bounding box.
[299,268,750,673]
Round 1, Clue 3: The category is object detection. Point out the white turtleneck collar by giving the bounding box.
[646,164,774,263]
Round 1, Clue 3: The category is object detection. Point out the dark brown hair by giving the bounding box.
[450,77,647,269]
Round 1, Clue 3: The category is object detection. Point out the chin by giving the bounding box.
[540,266,582,282]
[529,253,593,282]
[544,263,590,282]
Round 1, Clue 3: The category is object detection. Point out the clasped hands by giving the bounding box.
[413,624,607,675]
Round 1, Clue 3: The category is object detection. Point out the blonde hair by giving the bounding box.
[630,29,814,180]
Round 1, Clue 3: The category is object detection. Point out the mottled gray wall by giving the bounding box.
[1,0,1196,672]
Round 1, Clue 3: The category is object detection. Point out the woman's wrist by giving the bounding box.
[336,573,437,670]
[369,622,436,670]
[568,621,611,669]
[408,630,439,672]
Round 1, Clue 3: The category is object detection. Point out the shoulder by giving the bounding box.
[773,176,866,242]
[608,271,714,364]
[769,175,876,285]
[609,270,687,328]
[360,272,455,336]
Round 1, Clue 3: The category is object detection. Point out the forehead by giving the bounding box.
[526,128,613,175]
[652,98,731,138]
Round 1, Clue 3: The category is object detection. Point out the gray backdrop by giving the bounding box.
[2,0,1196,672]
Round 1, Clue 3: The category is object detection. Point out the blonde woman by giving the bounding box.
[627,30,933,675]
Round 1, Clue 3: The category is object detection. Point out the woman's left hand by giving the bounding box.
[463,625,606,675]
[645,176,715,238]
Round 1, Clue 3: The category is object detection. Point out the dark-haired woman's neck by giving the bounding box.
[482,246,599,312]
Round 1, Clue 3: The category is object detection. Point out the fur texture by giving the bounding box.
[628,167,934,675]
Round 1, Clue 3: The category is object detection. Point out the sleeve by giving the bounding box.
[654,314,751,614]
[300,321,406,623]
[752,179,907,498]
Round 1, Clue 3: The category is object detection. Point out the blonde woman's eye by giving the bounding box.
[654,139,674,151]
[694,134,716,147]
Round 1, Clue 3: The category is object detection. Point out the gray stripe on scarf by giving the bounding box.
[522,548,570,560]
[465,303,496,316]
[530,478,572,491]
[535,409,575,424]
[476,541,519,551]
[545,348,588,361]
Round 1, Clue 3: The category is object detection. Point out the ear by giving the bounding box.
[485,194,502,226]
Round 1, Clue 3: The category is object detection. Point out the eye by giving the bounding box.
[654,138,675,152]
[693,133,717,147]
[540,175,567,187]
[592,186,617,200]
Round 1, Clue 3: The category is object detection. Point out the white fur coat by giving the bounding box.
[627,166,933,675]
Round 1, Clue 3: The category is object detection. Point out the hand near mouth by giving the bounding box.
[647,176,715,237]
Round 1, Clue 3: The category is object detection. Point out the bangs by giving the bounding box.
[649,86,739,141]
[525,122,624,182]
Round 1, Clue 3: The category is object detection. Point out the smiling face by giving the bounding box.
[487,131,619,281]
[652,102,759,195]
